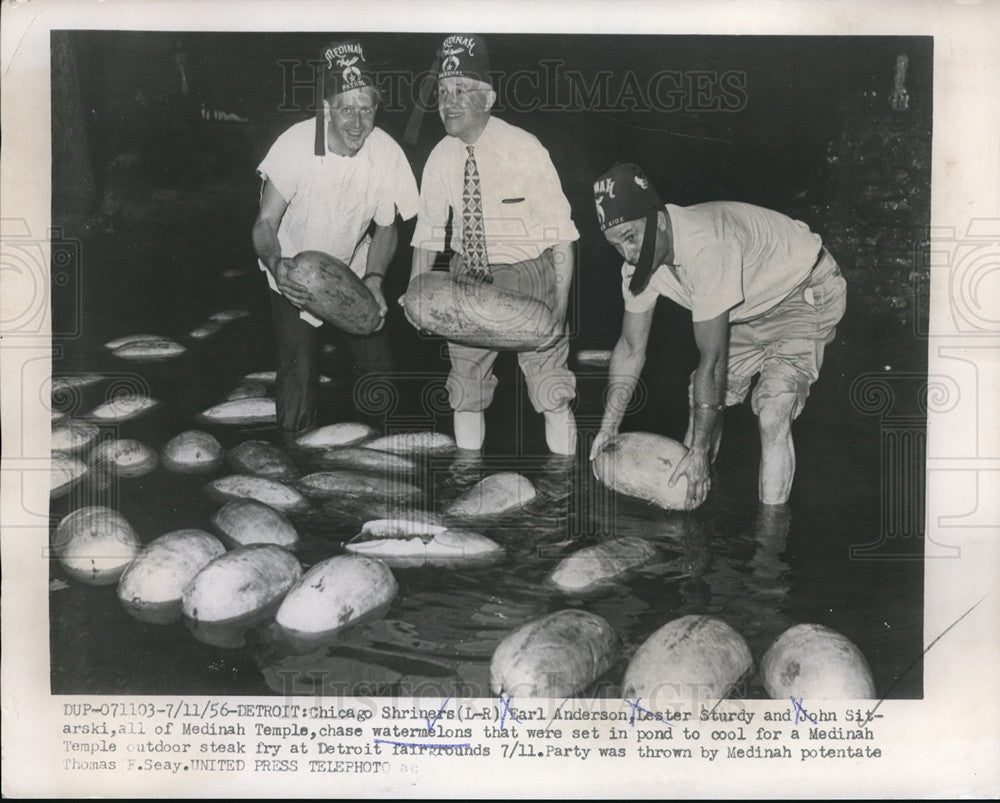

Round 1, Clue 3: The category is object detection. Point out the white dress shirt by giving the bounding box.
[412,116,579,265]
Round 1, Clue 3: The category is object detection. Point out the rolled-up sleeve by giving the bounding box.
[374,138,419,226]
[256,127,301,205]
[411,146,451,253]
[622,264,658,313]
[529,146,579,244]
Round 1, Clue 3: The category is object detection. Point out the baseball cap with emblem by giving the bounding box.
[593,163,665,295]
[315,39,379,156]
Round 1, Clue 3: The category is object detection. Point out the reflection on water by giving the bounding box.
[744,505,794,636]
[48,251,922,701]
[50,418,828,700]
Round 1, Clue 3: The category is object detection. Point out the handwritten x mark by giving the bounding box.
[499,695,521,729]
[790,696,817,725]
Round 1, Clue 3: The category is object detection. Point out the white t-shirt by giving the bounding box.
[257,121,419,324]
[622,202,823,323]
[411,116,579,264]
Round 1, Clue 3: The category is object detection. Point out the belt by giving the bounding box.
[808,246,828,275]
[741,248,833,323]
[797,247,837,289]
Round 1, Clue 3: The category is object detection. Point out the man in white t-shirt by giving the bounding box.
[252,39,419,439]
[406,34,579,454]
[589,163,847,507]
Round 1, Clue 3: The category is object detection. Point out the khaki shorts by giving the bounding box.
[690,249,847,419]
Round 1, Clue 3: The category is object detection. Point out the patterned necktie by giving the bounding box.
[461,145,492,283]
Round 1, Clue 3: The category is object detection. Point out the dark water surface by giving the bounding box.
[48,219,924,701]
[48,31,929,701]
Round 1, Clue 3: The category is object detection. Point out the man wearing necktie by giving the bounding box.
[408,34,579,454]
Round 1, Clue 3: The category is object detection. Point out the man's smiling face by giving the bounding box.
[325,86,377,156]
[437,77,494,143]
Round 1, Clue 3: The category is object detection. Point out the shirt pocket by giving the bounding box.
[488,188,533,242]
[487,159,531,212]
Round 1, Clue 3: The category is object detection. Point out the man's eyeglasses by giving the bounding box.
[436,85,488,104]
